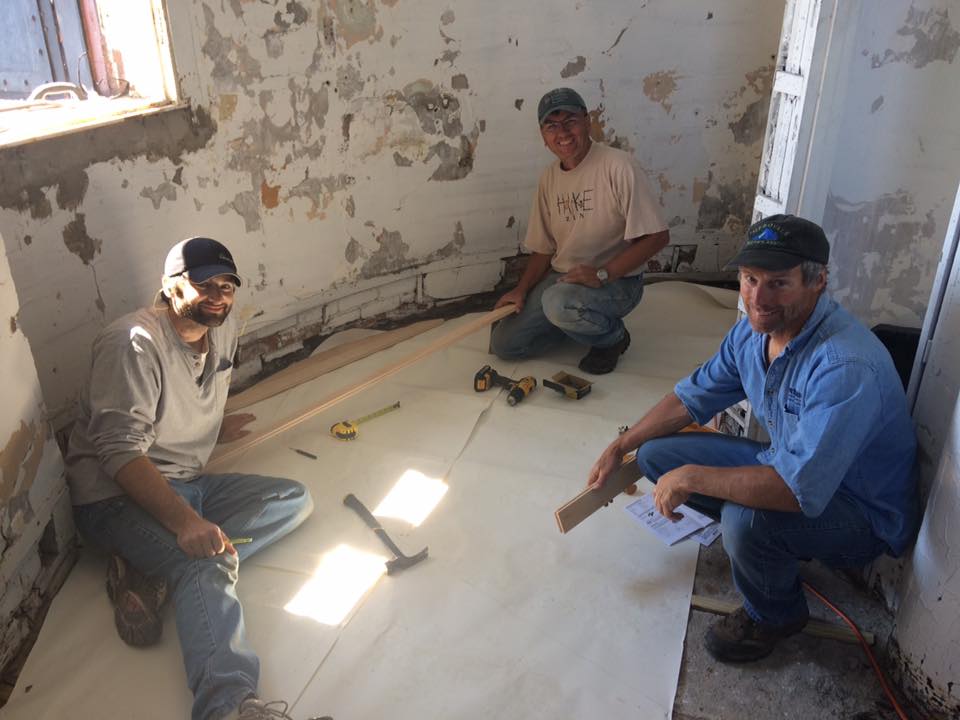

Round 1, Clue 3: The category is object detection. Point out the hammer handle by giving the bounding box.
[343,493,406,558]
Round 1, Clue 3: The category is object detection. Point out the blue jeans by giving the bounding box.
[635,432,887,626]
[74,474,314,720]
[490,271,644,359]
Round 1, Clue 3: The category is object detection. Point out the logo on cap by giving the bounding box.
[752,227,780,243]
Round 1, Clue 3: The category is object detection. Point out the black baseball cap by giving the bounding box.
[726,215,830,271]
[537,87,587,124]
[164,237,241,285]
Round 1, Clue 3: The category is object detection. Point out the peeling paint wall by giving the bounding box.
[894,222,960,714]
[816,2,960,328]
[0,0,782,423]
[0,231,75,672]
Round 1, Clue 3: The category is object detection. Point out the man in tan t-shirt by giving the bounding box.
[491,87,669,374]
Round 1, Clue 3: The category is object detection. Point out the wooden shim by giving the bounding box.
[691,595,873,646]
[226,318,444,412]
[206,305,515,470]
[555,458,641,534]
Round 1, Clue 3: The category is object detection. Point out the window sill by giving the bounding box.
[0,97,185,150]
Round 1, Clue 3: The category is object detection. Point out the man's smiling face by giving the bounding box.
[540,109,592,170]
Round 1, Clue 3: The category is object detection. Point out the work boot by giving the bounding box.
[704,606,808,663]
[105,555,168,647]
[236,696,332,720]
[578,330,631,375]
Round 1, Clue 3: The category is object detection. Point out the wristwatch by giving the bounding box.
[596,267,609,285]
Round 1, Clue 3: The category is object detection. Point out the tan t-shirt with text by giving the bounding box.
[524,142,667,275]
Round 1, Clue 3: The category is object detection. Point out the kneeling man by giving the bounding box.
[588,215,918,661]
[491,87,669,374]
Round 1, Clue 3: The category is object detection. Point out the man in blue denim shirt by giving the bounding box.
[588,215,918,662]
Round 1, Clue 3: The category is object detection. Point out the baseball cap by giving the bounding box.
[164,237,241,285]
[537,87,587,124]
[725,215,830,271]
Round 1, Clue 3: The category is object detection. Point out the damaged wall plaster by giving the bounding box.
[0,0,783,425]
[0,234,73,672]
[785,4,960,715]
[813,1,960,329]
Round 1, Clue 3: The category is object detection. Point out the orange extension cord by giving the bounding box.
[802,580,914,720]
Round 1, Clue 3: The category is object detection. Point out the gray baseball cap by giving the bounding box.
[537,88,587,124]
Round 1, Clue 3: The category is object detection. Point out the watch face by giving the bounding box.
[596,268,609,282]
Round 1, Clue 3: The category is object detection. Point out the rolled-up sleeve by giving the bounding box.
[675,325,747,425]
[84,329,161,478]
[768,360,883,516]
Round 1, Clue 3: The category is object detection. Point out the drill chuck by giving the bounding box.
[506,376,537,405]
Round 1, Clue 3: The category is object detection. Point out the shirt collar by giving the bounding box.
[750,292,835,358]
[783,293,835,355]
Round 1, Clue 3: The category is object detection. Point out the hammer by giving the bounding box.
[343,493,428,574]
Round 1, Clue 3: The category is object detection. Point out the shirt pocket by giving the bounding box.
[782,388,803,450]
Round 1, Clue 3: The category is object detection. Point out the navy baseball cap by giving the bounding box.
[164,237,241,285]
[726,215,830,271]
[537,87,587,124]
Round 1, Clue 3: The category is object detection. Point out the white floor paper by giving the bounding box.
[2,282,737,720]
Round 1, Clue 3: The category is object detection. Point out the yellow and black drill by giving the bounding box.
[473,365,537,406]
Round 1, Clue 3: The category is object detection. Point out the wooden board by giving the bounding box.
[207,306,515,470]
[554,456,641,534]
[690,594,873,646]
[553,425,716,534]
[226,318,444,411]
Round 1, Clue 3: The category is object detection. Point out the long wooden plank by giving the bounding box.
[555,456,641,534]
[691,594,873,646]
[226,318,444,412]
[206,306,515,470]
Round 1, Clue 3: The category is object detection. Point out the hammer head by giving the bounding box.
[385,546,429,574]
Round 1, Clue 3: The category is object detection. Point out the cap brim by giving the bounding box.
[185,265,242,286]
[539,104,587,124]
[724,248,804,272]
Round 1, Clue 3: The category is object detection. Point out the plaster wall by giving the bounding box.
[894,219,960,713]
[814,2,960,328]
[0,0,782,423]
[0,230,74,672]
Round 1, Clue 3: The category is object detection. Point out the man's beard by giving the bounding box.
[173,298,231,327]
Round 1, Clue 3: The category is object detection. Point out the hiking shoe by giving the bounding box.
[237,697,332,720]
[105,555,168,647]
[578,330,631,375]
[704,606,808,663]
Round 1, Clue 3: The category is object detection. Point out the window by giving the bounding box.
[0,0,178,148]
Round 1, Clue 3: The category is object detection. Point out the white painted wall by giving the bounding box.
[894,188,960,714]
[801,1,960,328]
[0,230,73,671]
[0,0,783,423]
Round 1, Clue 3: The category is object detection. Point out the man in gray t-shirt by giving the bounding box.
[67,238,323,720]
[490,87,670,374]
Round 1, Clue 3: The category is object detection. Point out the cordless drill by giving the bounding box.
[473,365,537,406]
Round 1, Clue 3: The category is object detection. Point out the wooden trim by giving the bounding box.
[226,319,444,412]
[207,306,514,470]
[554,456,641,534]
[690,594,873,646]
[553,425,716,534]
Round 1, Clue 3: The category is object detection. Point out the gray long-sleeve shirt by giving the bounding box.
[66,302,238,506]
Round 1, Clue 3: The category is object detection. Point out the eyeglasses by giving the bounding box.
[541,116,584,134]
[187,278,237,297]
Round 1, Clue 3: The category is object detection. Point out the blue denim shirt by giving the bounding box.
[675,293,918,555]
